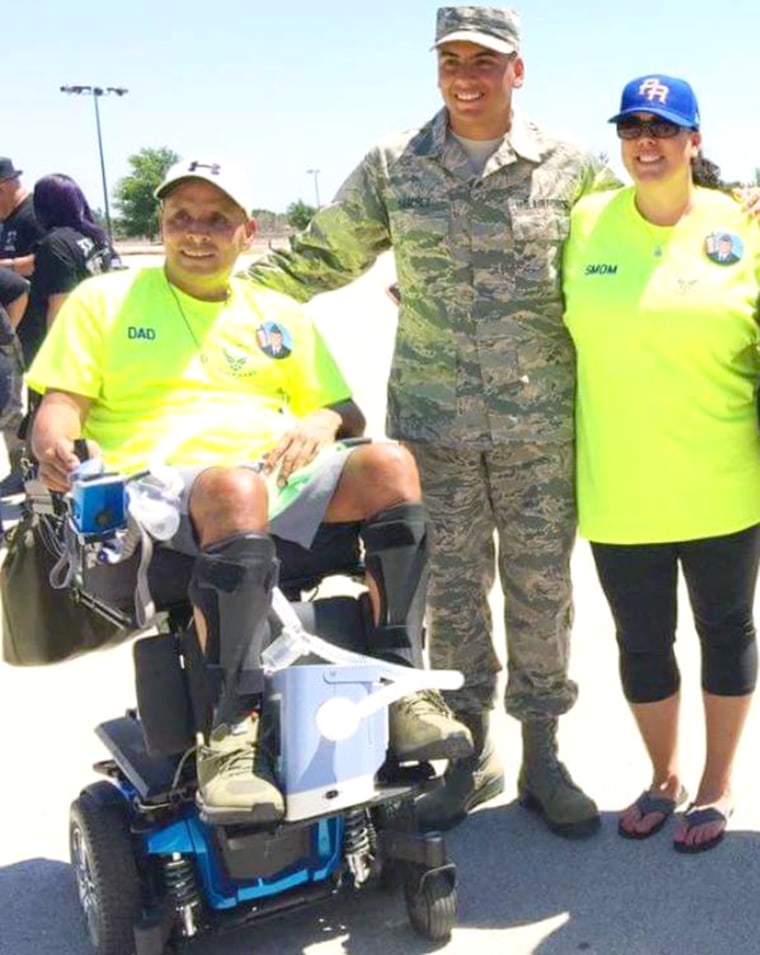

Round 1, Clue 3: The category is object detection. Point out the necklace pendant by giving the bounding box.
[653,246,663,258]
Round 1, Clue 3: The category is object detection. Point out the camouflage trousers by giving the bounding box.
[0,332,25,458]
[406,441,578,721]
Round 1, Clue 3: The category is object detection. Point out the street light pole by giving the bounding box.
[306,168,321,209]
[60,84,129,243]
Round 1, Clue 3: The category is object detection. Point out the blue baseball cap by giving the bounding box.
[609,75,700,129]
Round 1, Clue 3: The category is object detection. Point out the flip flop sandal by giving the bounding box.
[618,786,688,840]
[673,804,732,854]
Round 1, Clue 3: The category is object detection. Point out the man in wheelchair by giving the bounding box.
[26,157,473,825]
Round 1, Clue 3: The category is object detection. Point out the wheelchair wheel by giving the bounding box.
[403,864,457,941]
[69,781,142,955]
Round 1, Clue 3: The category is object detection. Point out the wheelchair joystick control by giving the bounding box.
[69,459,128,538]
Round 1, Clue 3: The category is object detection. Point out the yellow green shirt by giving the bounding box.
[563,186,760,543]
[28,268,351,474]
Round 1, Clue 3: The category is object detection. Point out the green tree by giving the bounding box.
[251,208,289,234]
[113,146,179,240]
[286,199,316,231]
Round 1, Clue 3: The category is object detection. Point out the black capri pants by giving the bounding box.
[591,524,760,703]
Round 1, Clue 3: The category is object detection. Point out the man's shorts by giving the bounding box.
[168,443,355,556]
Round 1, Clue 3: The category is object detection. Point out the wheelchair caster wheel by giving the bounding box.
[69,782,142,955]
[403,864,457,941]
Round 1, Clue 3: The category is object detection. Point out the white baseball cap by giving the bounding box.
[154,157,253,215]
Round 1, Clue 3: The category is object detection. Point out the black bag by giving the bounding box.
[1,510,131,666]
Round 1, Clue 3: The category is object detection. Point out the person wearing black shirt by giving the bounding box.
[0,158,44,493]
[31,226,113,329]
[25,174,113,351]
[0,159,44,274]
[0,268,29,329]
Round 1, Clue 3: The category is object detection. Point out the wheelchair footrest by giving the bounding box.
[95,715,187,803]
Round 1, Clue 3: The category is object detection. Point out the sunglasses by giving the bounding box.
[616,118,686,140]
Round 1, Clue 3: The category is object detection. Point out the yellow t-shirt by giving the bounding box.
[28,268,351,474]
[563,186,760,543]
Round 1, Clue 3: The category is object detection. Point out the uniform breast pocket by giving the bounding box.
[510,208,570,300]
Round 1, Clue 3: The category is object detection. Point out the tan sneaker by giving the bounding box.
[389,689,473,762]
[196,713,284,825]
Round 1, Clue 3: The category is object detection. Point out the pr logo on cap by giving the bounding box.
[637,78,670,105]
[608,74,701,130]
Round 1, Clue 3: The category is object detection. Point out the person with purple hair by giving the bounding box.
[29,173,117,351]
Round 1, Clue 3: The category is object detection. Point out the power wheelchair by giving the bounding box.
[23,462,461,954]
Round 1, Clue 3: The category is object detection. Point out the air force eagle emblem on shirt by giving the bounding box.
[223,348,248,375]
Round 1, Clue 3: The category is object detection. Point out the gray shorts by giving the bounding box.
[168,444,354,556]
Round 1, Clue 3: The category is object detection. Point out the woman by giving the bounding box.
[563,75,760,853]
[29,173,116,353]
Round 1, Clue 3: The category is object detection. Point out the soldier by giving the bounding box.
[247,7,618,837]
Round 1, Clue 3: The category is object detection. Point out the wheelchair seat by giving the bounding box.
[77,521,363,623]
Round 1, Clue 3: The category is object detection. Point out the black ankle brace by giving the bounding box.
[187,532,278,728]
[361,502,431,667]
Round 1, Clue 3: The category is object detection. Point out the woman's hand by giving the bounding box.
[733,187,760,221]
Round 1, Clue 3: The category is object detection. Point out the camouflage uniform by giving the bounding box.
[248,108,618,718]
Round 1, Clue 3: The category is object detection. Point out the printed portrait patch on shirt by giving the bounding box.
[257,321,293,359]
[705,231,743,266]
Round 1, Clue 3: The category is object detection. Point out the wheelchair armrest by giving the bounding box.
[339,436,372,447]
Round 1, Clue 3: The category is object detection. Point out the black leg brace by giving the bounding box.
[361,501,431,668]
[185,532,278,733]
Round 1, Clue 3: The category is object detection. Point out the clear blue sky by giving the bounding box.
[11,0,760,216]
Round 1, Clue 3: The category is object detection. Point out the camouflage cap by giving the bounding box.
[433,6,521,55]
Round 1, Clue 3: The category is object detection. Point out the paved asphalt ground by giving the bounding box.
[1,252,759,954]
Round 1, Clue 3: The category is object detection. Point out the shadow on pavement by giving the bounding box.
[447,799,760,955]
[0,859,84,954]
[4,804,760,955]
[0,856,454,955]
[187,887,456,955]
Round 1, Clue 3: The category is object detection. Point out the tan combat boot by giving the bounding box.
[415,710,504,831]
[196,712,284,825]
[389,689,473,762]
[518,718,600,838]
